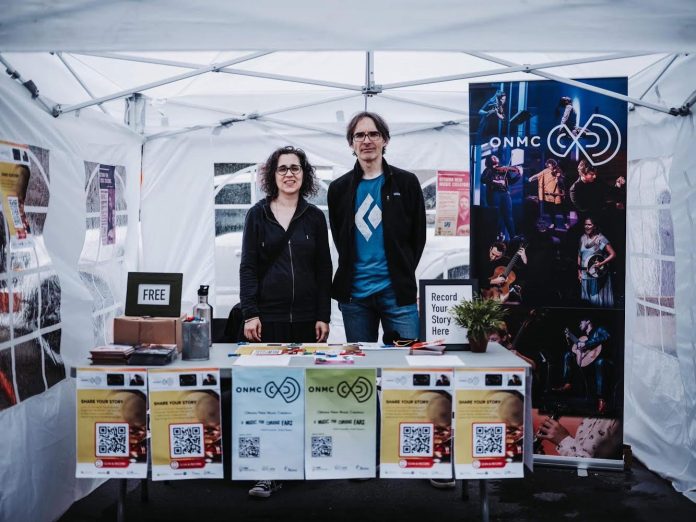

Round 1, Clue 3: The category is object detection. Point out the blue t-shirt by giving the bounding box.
[352,174,390,298]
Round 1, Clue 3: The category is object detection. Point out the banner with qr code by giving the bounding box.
[379,368,454,478]
[98,164,116,246]
[304,368,377,479]
[231,368,305,480]
[75,368,148,478]
[453,367,527,479]
[148,369,223,480]
[435,170,470,236]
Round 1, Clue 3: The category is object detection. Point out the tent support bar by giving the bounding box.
[391,119,466,137]
[71,51,363,91]
[382,52,651,90]
[255,93,362,118]
[146,114,345,143]
[469,52,676,115]
[255,116,345,137]
[379,93,468,116]
[0,54,54,115]
[637,54,680,101]
[54,54,270,116]
[164,99,246,118]
[54,52,108,114]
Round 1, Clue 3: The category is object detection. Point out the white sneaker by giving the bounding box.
[429,478,456,489]
[248,480,282,498]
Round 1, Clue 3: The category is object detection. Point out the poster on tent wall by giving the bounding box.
[453,367,527,479]
[148,369,223,480]
[435,170,470,236]
[304,368,377,479]
[98,164,116,246]
[231,367,305,480]
[81,161,128,346]
[0,140,64,412]
[380,368,453,479]
[75,368,148,478]
[469,78,627,466]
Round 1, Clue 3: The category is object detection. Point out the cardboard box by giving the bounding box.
[113,315,185,352]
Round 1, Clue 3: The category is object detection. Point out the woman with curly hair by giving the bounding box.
[239,145,332,345]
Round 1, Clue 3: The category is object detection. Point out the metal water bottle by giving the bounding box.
[193,285,213,346]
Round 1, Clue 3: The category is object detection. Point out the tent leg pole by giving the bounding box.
[117,479,127,522]
[479,480,489,522]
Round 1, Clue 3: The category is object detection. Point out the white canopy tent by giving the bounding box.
[1,2,695,520]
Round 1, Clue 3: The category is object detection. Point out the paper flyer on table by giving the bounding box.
[304,368,377,479]
[454,367,526,479]
[231,368,305,480]
[380,368,454,479]
[75,368,148,478]
[148,369,223,481]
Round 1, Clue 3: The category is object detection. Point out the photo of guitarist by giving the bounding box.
[554,318,611,415]
[482,240,527,304]
[578,216,616,307]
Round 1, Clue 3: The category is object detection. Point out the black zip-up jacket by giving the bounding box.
[239,197,332,323]
[328,158,426,306]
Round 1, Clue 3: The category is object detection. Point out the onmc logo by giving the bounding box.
[264,377,301,403]
[336,376,374,403]
[547,114,622,166]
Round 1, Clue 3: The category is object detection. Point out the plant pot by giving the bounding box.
[468,333,488,353]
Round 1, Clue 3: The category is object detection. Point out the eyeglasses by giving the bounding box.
[276,164,302,176]
[352,131,382,142]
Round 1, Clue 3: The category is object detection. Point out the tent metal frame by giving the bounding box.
[1,50,692,141]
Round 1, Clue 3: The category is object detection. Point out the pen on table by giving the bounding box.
[228,353,241,357]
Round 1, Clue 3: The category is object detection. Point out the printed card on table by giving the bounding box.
[75,368,148,478]
[454,367,526,479]
[148,369,223,480]
[380,368,454,479]
[232,368,305,480]
[304,368,377,479]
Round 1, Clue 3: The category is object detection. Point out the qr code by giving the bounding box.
[473,423,505,457]
[311,435,333,457]
[95,422,129,457]
[169,423,204,458]
[399,423,433,457]
[238,436,260,458]
[7,196,23,229]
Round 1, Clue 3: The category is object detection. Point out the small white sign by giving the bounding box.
[137,284,171,305]
[422,283,473,343]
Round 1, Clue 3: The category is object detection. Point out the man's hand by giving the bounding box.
[315,321,330,342]
[491,275,506,285]
[243,317,262,342]
[537,418,570,445]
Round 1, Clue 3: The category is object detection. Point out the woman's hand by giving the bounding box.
[536,418,570,445]
[315,321,329,342]
[244,317,262,342]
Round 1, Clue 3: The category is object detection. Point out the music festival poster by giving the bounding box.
[304,368,377,479]
[148,369,223,480]
[75,368,148,478]
[453,367,527,479]
[469,78,627,464]
[231,367,305,480]
[379,369,454,479]
[434,170,470,236]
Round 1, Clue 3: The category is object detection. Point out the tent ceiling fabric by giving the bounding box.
[1,1,696,53]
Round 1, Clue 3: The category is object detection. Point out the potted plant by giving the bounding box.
[450,295,507,353]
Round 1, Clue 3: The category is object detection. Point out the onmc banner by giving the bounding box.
[304,368,377,479]
[232,367,305,480]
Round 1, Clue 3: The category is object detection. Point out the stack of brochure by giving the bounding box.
[409,340,446,356]
[89,344,135,365]
[128,344,178,366]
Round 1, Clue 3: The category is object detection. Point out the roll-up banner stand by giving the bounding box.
[469,78,627,469]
